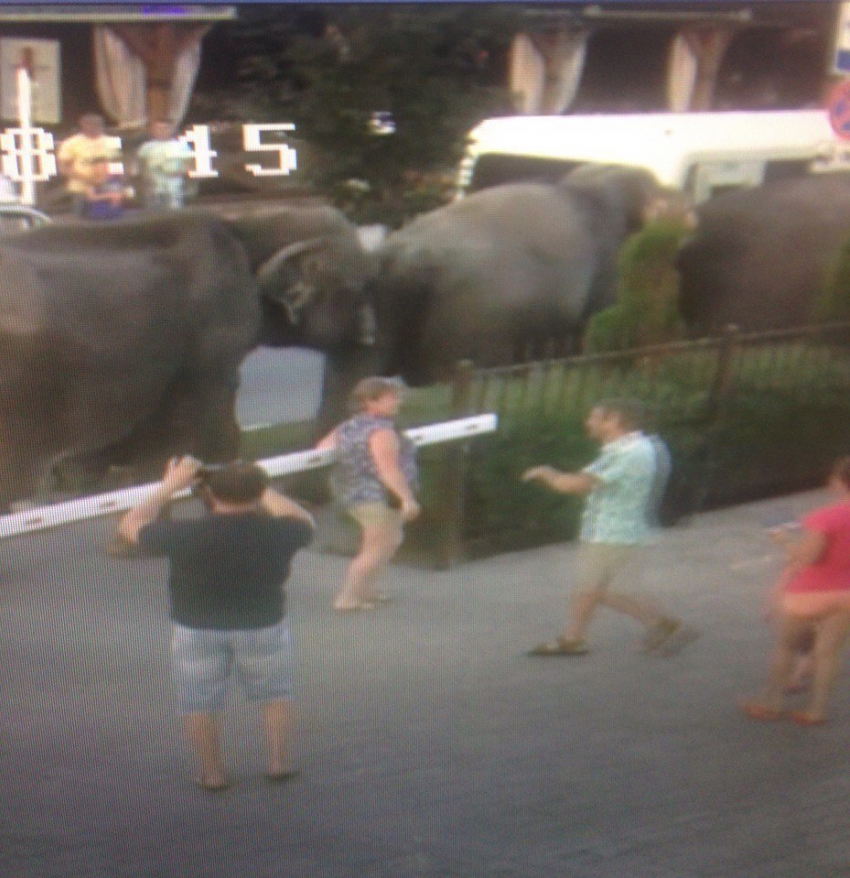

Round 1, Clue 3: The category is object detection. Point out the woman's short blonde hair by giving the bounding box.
[349,377,403,412]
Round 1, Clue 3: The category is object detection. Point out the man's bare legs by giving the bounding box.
[564,545,678,646]
[531,544,689,655]
[184,701,297,787]
[184,712,228,790]
[565,588,671,643]
[335,521,403,610]
[263,699,296,778]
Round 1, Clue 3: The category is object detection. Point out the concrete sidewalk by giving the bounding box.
[2,489,849,878]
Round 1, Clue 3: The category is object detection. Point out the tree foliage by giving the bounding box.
[194,6,518,224]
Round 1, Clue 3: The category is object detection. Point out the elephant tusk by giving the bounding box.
[283,302,300,326]
[357,303,377,346]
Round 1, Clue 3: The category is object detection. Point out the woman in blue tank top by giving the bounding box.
[317,377,420,611]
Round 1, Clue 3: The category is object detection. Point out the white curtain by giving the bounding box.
[666,32,699,112]
[510,33,545,115]
[509,30,588,115]
[93,26,146,127]
[93,25,201,128]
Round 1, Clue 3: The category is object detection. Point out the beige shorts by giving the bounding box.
[576,542,644,593]
[348,502,404,531]
[782,591,850,620]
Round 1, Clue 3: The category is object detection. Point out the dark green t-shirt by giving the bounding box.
[140,513,313,630]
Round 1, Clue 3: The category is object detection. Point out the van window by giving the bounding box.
[468,154,582,193]
[686,160,765,202]
[762,159,814,183]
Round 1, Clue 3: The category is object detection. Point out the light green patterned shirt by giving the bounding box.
[580,431,658,545]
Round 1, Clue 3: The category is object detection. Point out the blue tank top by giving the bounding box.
[333,414,418,507]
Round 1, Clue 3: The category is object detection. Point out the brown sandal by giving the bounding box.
[528,637,589,656]
[739,700,784,722]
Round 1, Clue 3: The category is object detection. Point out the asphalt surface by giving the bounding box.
[237,347,325,428]
[3,488,850,878]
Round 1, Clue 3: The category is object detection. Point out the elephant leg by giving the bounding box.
[317,347,382,436]
[96,373,242,481]
[0,446,39,510]
[0,409,56,509]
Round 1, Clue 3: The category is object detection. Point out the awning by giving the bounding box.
[0,5,236,23]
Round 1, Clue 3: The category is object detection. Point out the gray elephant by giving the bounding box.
[0,205,374,506]
[677,173,850,333]
[373,165,670,384]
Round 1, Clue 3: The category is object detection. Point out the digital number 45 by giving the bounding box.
[180,123,298,179]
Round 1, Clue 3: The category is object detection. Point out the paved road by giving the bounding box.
[237,347,325,428]
[3,489,850,878]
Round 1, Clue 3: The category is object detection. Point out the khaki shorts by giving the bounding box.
[576,542,644,593]
[348,502,404,531]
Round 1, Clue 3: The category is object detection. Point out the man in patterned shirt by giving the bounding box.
[523,398,698,656]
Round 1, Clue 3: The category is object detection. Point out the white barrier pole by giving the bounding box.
[16,67,34,205]
[0,414,497,540]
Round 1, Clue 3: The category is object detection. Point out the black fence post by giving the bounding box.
[706,324,740,422]
[437,360,475,569]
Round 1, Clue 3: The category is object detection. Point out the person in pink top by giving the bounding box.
[741,457,850,725]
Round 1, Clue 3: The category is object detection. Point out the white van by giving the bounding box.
[457,110,850,203]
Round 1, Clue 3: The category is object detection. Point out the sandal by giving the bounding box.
[788,710,827,727]
[194,775,230,793]
[528,637,589,657]
[739,700,784,722]
[334,601,377,613]
[265,769,301,784]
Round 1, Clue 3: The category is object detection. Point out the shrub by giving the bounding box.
[585,220,689,353]
[814,235,850,323]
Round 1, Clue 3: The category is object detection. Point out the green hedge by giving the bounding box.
[815,236,850,323]
[459,386,850,555]
[585,220,688,353]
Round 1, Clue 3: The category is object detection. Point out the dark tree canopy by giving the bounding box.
[192,6,517,224]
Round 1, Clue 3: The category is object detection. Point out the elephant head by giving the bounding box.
[560,164,692,239]
[230,208,378,354]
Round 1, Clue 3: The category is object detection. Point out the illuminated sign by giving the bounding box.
[834,2,850,74]
[0,122,299,189]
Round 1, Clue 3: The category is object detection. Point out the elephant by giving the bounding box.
[677,173,850,334]
[373,164,674,384]
[0,205,374,506]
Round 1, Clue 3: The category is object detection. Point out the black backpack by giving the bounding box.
[649,435,702,528]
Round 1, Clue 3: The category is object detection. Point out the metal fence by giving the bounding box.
[441,321,850,559]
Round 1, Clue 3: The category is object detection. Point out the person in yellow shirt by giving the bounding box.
[57,113,122,216]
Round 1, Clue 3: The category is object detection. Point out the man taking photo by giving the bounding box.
[119,457,314,792]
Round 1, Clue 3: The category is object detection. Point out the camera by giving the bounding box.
[189,462,229,498]
[196,463,229,483]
